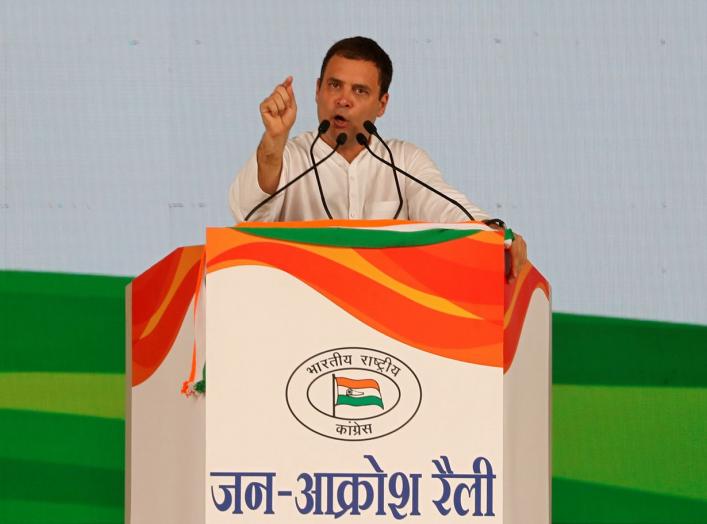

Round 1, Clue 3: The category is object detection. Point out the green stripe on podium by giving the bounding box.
[236,226,482,247]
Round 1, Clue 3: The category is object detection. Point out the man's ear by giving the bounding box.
[377,92,390,117]
[315,78,321,102]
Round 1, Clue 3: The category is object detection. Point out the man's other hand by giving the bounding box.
[507,233,528,284]
[260,76,297,139]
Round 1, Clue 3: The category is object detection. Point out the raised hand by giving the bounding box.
[260,76,297,139]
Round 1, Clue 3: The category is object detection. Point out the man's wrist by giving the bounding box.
[257,134,287,166]
[261,130,289,150]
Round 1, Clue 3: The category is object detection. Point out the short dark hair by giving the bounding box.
[319,36,393,97]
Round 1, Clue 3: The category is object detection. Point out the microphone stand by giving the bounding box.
[356,132,475,221]
[310,121,333,219]
[362,122,403,219]
[244,133,348,222]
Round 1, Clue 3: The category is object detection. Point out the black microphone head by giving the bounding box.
[355,133,368,146]
[363,120,377,134]
[336,132,348,145]
[318,119,331,134]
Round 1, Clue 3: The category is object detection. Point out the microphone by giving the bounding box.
[335,132,348,146]
[363,121,403,219]
[356,131,475,221]
[244,131,348,222]
[318,119,331,134]
[310,120,333,219]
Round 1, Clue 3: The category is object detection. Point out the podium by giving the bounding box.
[126,221,551,523]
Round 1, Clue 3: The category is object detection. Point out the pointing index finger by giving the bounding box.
[282,76,296,105]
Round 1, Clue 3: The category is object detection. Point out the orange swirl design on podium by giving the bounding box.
[130,224,549,386]
[131,245,204,386]
[207,227,508,368]
[503,264,551,371]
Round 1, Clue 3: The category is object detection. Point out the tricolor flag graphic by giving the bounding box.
[334,377,384,409]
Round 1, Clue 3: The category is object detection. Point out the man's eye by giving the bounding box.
[328,80,339,88]
[354,88,368,95]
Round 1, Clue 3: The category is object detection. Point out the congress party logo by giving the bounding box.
[286,347,422,441]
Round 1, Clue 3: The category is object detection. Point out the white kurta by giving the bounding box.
[229,131,490,223]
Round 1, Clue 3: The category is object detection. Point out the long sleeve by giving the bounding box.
[401,144,490,223]
[229,151,287,223]
[229,133,492,224]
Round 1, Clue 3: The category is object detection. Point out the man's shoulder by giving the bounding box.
[381,137,429,159]
[287,131,317,152]
[379,136,421,150]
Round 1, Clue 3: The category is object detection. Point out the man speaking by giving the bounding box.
[229,36,527,278]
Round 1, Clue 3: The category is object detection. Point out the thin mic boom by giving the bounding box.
[244,142,341,222]
[362,121,403,219]
[310,120,333,219]
[356,132,475,221]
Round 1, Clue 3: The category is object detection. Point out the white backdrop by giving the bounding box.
[1,1,706,325]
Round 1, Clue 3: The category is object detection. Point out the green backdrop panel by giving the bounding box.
[553,384,707,500]
[0,500,122,524]
[0,457,123,508]
[553,477,707,524]
[0,410,124,470]
[553,313,707,387]
[1,270,705,523]
[0,271,131,374]
[0,372,124,419]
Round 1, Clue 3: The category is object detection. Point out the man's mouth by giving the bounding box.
[333,115,349,128]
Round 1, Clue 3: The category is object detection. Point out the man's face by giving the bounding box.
[316,55,389,146]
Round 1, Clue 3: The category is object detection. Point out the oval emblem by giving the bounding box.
[286,347,422,441]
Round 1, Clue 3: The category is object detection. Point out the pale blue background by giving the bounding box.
[1,1,706,324]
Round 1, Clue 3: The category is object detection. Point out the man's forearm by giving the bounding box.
[256,133,287,195]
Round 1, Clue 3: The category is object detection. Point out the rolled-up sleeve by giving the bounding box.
[229,151,288,223]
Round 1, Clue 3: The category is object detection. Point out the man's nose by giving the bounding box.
[336,94,352,108]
